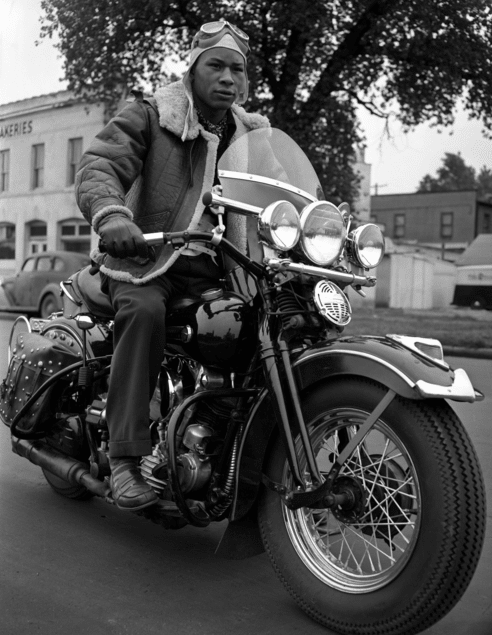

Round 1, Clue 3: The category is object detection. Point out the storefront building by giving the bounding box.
[0,91,106,277]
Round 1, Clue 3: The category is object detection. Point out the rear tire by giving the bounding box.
[42,469,94,500]
[258,377,486,635]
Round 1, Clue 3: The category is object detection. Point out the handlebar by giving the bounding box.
[96,192,377,288]
[266,259,377,287]
[202,191,262,217]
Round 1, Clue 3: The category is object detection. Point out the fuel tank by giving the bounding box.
[165,288,255,369]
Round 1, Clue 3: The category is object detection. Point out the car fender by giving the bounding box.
[230,334,480,522]
[37,283,63,312]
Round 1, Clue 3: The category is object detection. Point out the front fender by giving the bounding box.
[230,334,480,522]
[293,335,480,403]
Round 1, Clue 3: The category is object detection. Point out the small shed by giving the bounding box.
[375,252,457,309]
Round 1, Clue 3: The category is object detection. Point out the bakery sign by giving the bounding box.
[0,120,33,138]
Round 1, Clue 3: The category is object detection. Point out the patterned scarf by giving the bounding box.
[196,106,228,140]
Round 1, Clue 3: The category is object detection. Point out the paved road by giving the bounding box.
[0,313,490,635]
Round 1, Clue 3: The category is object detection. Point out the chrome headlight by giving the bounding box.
[258,201,301,251]
[299,201,346,266]
[346,224,385,269]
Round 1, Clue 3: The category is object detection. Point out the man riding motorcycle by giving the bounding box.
[75,20,270,511]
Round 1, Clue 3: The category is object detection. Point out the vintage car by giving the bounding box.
[0,251,90,318]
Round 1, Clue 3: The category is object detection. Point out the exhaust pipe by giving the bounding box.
[12,436,111,499]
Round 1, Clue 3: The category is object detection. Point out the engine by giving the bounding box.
[140,358,236,500]
[140,423,214,495]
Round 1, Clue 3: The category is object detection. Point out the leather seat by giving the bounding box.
[72,266,197,318]
[72,266,115,319]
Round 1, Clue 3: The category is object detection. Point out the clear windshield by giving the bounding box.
[218,128,323,211]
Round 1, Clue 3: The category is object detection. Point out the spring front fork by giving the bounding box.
[258,316,322,488]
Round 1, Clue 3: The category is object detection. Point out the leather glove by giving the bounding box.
[98,214,149,260]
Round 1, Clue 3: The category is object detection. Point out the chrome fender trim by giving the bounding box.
[292,337,483,403]
[416,368,484,402]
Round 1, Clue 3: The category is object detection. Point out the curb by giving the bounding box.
[443,346,492,360]
[2,311,492,359]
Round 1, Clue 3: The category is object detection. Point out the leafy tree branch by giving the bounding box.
[39,0,492,203]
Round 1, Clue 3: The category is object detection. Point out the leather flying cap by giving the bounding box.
[180,22,250,140]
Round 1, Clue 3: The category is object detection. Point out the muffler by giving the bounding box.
[11,436,111,498]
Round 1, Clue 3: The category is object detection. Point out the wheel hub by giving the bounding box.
[330,475,366,523]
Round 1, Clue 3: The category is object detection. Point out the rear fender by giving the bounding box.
[230,334,480,522]
[40,316,112,359]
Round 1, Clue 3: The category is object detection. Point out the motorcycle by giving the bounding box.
[1,128,486,635]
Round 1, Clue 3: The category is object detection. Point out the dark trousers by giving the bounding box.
[104,255,222,457]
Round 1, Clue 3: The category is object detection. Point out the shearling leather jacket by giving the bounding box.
[75,80,270,285]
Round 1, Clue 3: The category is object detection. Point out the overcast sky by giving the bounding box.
[1,0,492,195]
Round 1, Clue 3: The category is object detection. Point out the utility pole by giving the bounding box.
[372,183,388,195]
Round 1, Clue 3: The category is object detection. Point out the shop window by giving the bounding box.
[31,144,45,189]
[483,213,490,233]
[0,149,9,192]
[61,225,76,236]
[0,222,15,259]
[67,138,83,185]
[27,221,47,254]
[394,214,405,239]
[58,219,91,254]
[440,212,453,239]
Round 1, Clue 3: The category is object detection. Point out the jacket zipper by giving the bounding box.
[167,139,197,230]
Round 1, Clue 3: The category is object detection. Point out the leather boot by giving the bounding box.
[109,457,158,511]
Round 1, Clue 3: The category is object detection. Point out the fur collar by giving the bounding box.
[153,80,269,140]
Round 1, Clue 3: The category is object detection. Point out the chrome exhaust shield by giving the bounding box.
[11,436,111,498]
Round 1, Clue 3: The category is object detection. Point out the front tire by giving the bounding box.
[258,378,486,635]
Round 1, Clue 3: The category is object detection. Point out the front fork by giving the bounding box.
[258,313,396,511]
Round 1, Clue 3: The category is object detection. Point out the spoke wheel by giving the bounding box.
[284,411,420,593]
[258,377,486,635]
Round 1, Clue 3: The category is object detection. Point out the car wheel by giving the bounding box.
[40,293,60,318]
[470,296,486,310]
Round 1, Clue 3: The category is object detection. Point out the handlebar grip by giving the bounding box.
[97,239,156,262]
[202,191,213,207]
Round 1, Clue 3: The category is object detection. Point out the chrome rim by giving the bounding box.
[283,408,421,593]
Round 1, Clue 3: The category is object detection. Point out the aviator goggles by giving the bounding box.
[198,20,249,43]
[191,20,250,58]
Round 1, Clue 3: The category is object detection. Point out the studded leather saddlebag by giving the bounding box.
[0,331,81,431]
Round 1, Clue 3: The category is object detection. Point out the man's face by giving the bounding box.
[191,48,246,122]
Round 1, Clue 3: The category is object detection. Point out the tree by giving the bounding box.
[476,166,492,200]
[40,0,492,204]
[417,153,477,192]
[417,153,492,199]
